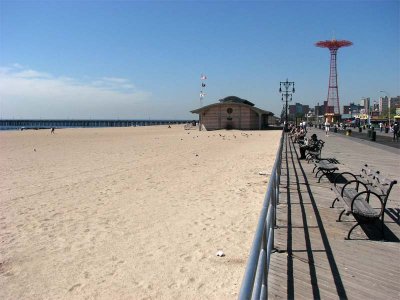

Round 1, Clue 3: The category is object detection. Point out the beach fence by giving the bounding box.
[238,130,284,299]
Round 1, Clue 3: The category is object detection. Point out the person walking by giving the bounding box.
[393,122,399,141]
[324,121,330,136]
[379,122,383,132]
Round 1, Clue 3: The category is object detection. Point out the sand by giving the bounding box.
[0,125,281,299]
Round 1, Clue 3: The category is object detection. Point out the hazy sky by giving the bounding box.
[0,0,399,119]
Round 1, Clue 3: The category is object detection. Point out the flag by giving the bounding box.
[200,74,207,80]
[202,83,206,87]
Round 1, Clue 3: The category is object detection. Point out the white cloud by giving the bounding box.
[0,66,151,119]
[90,77,136,92]
[12,63,24,69]
[101,77,130,83]
[13,69,51,79]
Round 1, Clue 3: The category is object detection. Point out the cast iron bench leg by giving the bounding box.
[318,169,336,183]
[345,222,361,240]
[318,172,329,183]
[337,209,346,222]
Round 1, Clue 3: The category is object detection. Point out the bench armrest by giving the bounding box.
[314,158,330,162]
[341,180,369,197]
[333,172,359,187]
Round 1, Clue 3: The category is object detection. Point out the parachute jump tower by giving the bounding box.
[315,39,352,123]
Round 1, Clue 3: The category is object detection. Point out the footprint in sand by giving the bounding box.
[168,282,178,288]
[68,283,81,292]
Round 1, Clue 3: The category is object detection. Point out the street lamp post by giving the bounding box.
[380,90,390,125]
[279,79,295,132]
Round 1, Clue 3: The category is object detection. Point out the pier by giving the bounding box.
[0,119,192,130]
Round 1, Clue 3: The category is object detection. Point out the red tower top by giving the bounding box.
[315,39,353,119]
[315,39,353,50]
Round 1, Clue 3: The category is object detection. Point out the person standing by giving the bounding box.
[379,122,383,132]
[393,122,399,141]
[324,121,330,136]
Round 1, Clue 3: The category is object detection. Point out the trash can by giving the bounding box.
[359,127,362,133]
[385,127,389,133]
[367,129,372,138]
[371,131,376,141]
[319,124,322,129]
[334,127,338,133]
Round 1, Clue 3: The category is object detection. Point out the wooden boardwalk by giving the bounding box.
[268,131,400,299]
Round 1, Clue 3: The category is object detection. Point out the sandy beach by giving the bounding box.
[0,125,281,299]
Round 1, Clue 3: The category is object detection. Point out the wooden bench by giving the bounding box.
[330,164,397,240]
[312,159,339,183]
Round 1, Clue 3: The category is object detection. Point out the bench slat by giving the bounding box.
[315,161,338,171]
[342,195,379,219]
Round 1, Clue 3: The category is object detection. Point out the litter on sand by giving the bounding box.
[259,171,270,175]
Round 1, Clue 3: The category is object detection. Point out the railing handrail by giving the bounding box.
[238,130,285,299]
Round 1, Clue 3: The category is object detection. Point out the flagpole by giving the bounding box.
[200,74,207,107]
[199,74,207,131]
[200,74,203,108]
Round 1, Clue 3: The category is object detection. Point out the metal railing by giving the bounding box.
[238,130,284,299]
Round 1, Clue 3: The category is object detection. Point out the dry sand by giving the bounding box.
[0,125,281,299]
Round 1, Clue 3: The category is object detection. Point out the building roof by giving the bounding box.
[218,96,254,106]
[191,98,273,116]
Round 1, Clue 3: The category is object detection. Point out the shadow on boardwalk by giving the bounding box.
[268,133,400,300]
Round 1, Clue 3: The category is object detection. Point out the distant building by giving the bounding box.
[314,103,325,116]
[359,97,370,114]
[288,103,309,120]
[390,96,400,110]
[379,96,399,113]
[323,100,334,116]
[190,96,274,130]
[379,96,389,113]
[372,101,379,112]
[343,102,362,115]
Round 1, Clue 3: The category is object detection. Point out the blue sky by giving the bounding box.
[0,0,399,119]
